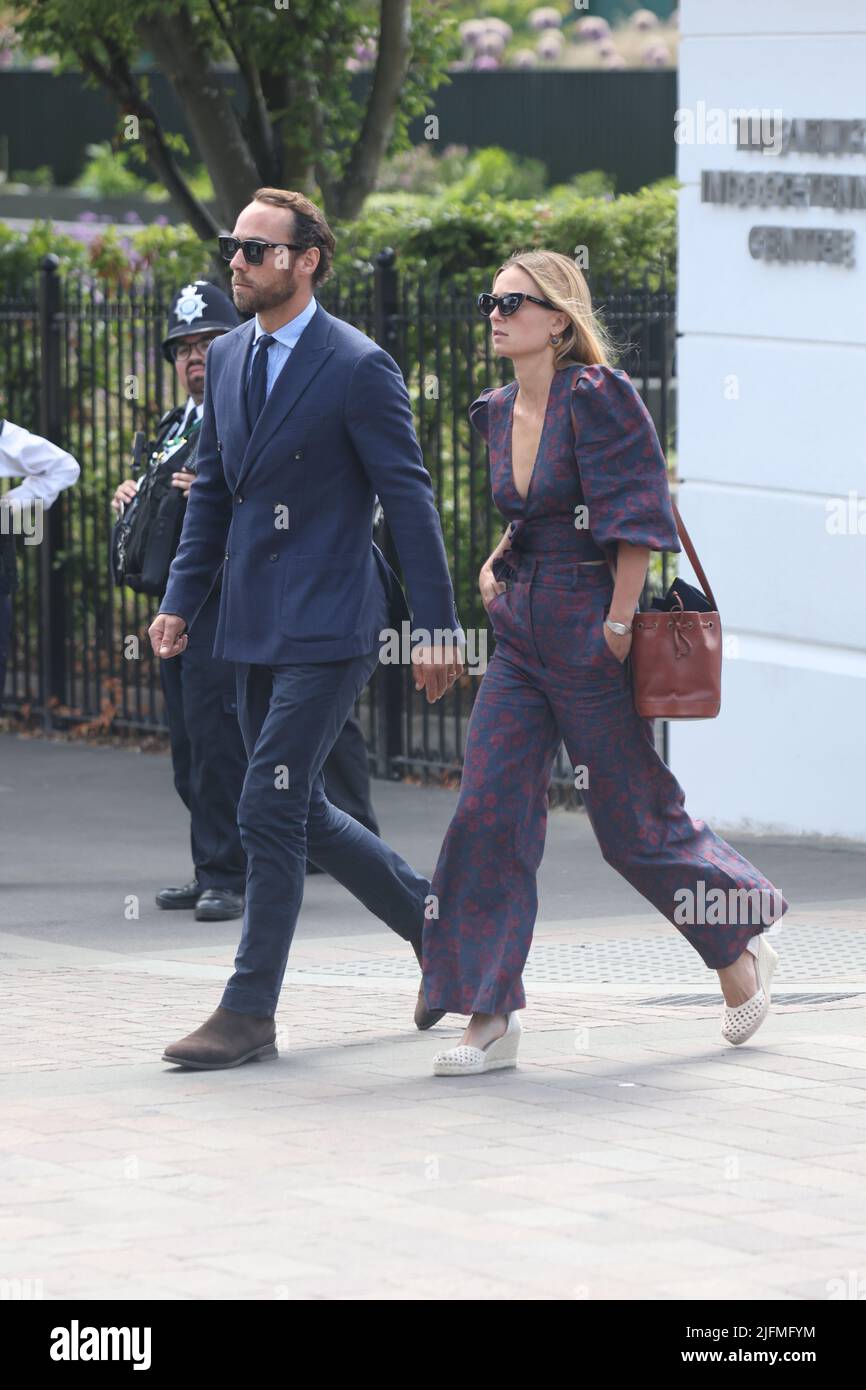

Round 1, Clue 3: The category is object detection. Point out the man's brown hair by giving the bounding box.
[252,187,336,286]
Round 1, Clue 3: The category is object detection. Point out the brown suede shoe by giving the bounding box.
[410,936,446,1030]
[162,1005,277,1070]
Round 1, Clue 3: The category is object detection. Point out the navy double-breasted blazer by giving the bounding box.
[159,300,461,664]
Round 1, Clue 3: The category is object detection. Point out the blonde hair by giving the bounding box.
[493,249,614,369]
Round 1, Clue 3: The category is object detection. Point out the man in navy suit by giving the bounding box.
[150,187,464,1069]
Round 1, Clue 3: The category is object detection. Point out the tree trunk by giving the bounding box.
[325,0,412,220]
[136,10,262,227]
[76,45,219,243]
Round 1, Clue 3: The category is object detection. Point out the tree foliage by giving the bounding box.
[16,0,456,232]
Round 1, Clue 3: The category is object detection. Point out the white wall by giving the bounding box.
[673,0,866,840]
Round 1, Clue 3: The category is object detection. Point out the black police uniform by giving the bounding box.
[151,400,248,909]
[156,281,247,914]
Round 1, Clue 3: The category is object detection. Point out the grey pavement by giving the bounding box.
[2,729,866,1301]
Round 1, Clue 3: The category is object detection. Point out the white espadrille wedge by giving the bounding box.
[432,1011,522,1076]
[721,934,779,1046]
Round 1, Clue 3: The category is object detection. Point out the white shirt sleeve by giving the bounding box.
[0,420,80,510]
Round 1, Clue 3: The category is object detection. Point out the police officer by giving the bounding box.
[112,281,247,921]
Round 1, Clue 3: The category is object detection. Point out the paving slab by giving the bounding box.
[2,731,866,1299]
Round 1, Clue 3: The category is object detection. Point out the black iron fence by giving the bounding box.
[0,253,676,802]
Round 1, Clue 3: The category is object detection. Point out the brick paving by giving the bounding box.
[2,731,866,1300]
[2,933,866,1301]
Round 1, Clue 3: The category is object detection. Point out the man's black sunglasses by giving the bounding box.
[218,235,305,266]
[477,291,557,317]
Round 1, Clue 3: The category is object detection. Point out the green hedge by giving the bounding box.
[0,176,677,288]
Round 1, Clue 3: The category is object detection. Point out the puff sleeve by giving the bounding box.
[468,386,497,440]
[571,364,680,555]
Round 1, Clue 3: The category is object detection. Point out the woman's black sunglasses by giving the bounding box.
[218,235,305,266]
[477,291,557,318]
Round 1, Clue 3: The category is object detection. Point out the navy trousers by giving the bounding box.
[159,583,247,893]
[222,648,428,1016]
[322,712,381,837]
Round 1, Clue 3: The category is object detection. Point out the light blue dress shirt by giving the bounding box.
[247,296,319,401]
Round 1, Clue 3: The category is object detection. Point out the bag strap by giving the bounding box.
[568,378,717,610]
[671,499,718,611]
[600,499,718,613]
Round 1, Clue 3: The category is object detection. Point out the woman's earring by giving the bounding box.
[550,333,562,345]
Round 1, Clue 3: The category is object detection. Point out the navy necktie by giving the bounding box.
[246,333,275,429]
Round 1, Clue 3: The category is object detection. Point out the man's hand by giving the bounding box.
[112,478,138,513]
[149,612,188,659]
[412,641,464,704]
[171,469,196,495]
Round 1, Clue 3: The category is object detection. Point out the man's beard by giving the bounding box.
[183,368,205,406]
[232,273,297,314]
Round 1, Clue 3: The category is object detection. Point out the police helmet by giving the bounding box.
[162,280,241,363]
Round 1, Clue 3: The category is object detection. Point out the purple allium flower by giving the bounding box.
[483,18,513,42]
[459,20,487,47]
[474,54,500,70]
[477,31,506,57]
[603,53,628,70]
[512,48,539,69]
[528,6,562,31]
[537,31,564,60]
[631,9,660,30]
[575,17,611,42]
[641,42,670,67]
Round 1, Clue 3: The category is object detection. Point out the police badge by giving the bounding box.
[172,284,208,327]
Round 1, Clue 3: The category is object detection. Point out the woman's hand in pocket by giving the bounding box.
[602,620,632,664]
[479,563,506,613]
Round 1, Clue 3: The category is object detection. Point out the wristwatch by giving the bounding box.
[605,618,632,636]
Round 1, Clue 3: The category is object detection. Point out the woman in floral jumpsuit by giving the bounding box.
[422,250,787,1075]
